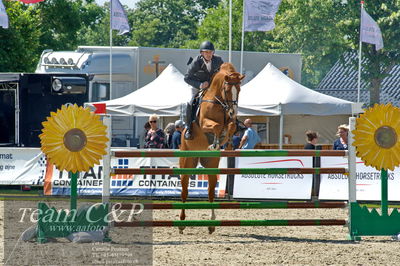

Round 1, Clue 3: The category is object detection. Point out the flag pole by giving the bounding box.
[357,1,364,103]
[240,0,245,74]
[228,0,232,62]
[109,0,113,100]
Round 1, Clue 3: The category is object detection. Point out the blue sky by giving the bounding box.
[95,0,139,9]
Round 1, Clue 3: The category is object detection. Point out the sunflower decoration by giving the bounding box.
[352,103,400,171]
[40,104,109,173]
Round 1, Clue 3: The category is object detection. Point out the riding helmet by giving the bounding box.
[200,41,215,51]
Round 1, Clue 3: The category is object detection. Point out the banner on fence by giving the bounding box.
[233,156,313,199]
[3,147,400,201]
[319,156,400,201]
[0,148,46,185]
[45,152,227,198]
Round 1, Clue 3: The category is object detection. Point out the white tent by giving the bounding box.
[86,64,192,116]
[238,63,362,116]
[237,63,363,146]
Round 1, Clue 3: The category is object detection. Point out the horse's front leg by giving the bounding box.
[200,118,223,150]
[209,135,220,150]
[220,120,236,149]
[179,157,197,234]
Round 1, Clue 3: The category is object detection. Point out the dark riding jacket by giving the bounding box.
[184,55,224,89]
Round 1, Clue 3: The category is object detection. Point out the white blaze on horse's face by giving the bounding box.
[231,85,238,117]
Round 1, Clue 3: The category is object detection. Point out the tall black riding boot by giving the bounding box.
[184,103,194,140]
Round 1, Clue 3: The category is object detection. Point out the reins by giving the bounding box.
[200,80,240,110]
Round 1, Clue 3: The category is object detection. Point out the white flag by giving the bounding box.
[0,0,8,29]
[360,8,383,51]
[111,0,130,35]
[244,0,282,32]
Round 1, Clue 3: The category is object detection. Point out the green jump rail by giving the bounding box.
[112,167,347,175]
[113,150,347,158]
[116,201,347,210]
[115,219,347,227]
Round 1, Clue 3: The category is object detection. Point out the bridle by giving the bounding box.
[214,79,241,119]
[200,75,241,119]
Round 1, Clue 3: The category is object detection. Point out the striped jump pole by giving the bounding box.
[116,201,347,210]
[115,219,347,227]
[113,150,347,158]
[112,167,347,175]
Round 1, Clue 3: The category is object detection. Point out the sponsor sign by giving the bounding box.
[0,148,46,185]
[319,157,400,201]
[233,156,313,199]
[45,154,227,198]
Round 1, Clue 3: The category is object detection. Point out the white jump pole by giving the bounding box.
[348,117,357,203]
[102,114,112,204]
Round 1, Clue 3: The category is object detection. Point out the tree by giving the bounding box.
[188,0,346,88]
[337,1,400,106]
[0,1,41,72]
[271,0,349,88]
[37,0,104,51]
[77,2,131,46]
[187,0,271,52]
[193,0,400,98]
[128,0,219,48]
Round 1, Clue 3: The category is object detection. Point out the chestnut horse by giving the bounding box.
[179,62,244,234]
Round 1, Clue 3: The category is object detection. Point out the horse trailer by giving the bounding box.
[0,73,89,147]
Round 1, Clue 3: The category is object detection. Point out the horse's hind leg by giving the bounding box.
[201,157,220,234]
[207,174,218,234]
[179,156,198,234]
[179,173,189,234]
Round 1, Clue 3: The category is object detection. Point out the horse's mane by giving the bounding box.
[209,63,237,92]
[219,62,236,73]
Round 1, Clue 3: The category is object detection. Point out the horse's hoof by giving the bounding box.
[208,144,220,150]
[179,226,186,234]
[208,226,216,234]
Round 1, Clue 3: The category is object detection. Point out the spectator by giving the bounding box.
[239,118,261,149]
[172,120,185,149]
[144,121,151,133]
[232,131,242,150]
[333,124,349,150]
[144,114,166,149]
[304,130,318,149]
[139,121,151,148]
[164,122,175,148]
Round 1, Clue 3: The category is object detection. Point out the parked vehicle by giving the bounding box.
[0,73,88,147]
[33,46,302,147]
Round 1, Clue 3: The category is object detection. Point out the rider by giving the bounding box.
[183,41,224,140]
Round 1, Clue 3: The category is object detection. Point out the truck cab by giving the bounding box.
[0,73,88,147]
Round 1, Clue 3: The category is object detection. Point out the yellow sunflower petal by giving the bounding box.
[40,105,108,172]
[353,103,400,171]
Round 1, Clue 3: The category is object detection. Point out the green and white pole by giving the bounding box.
[69,171,78,211]
[381,169,388,216]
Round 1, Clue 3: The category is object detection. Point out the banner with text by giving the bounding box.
[319,156,400,201]
[0,148,46,185]
[233,156,313,199]
[45,154,227,198]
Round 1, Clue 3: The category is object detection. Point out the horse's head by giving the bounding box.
[221,72,245,119]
